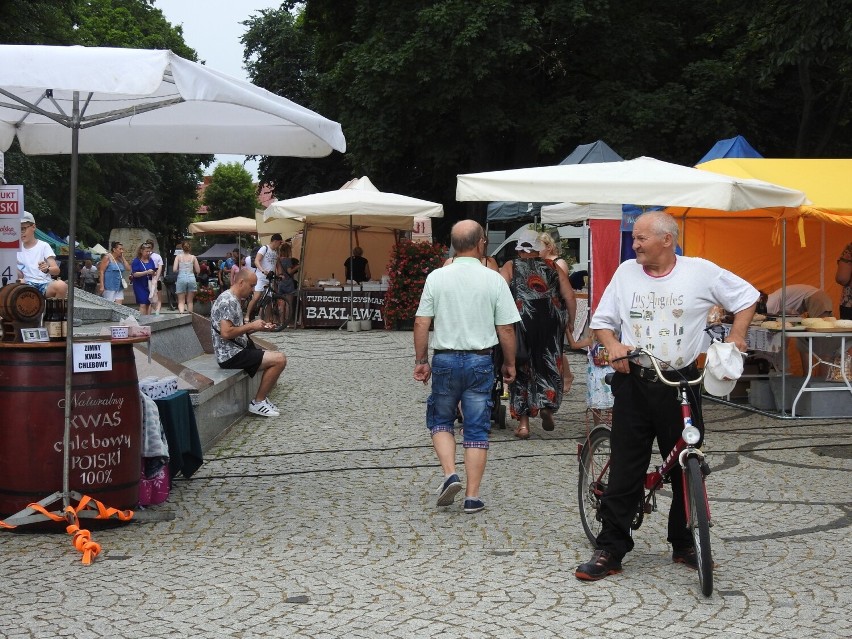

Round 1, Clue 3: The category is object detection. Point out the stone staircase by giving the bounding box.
[72,290,269,452]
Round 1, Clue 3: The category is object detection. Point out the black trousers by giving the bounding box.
[595,371,704,560]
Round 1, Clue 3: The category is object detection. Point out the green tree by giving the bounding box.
[243,6,350,197]
[202,163,260,220]
[237,1,852,243]
[0,0,213,246]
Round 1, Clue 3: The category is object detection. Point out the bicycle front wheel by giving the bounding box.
[577,425,612,545]
[685,455,713,596]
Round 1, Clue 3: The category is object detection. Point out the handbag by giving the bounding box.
[110,253,129,289]
[512,260,530,363]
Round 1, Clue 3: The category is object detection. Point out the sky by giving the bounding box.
[155,0,281,181]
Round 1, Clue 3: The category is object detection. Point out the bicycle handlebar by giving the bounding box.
[612,348,705,387]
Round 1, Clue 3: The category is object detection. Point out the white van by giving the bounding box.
[489,223,589,273]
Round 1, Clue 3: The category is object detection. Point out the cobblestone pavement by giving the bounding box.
[1,329,850,638]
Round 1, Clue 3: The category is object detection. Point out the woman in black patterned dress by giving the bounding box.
[500,229,576,438]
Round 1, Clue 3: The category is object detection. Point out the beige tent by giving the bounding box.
[263,177,443,285]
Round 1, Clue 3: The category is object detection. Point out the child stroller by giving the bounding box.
[455,346,508,429]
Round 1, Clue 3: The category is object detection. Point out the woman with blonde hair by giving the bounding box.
[130,243,157,315]
[172,241,200,313]
[539,232,576,393]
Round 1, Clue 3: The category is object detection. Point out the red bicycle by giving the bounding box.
[577,343,716,596]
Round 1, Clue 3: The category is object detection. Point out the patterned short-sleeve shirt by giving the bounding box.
[210,290,248,363]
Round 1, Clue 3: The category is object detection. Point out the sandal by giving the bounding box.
[514,424,530,439]
[541,408,556,431]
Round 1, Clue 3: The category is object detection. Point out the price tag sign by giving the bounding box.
[72,341,113,373]
[20,327,49,343]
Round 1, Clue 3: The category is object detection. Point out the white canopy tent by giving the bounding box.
[263,176,443,286]
[457,156,808,210]
[264,176,443,328]
[0,44,345,525]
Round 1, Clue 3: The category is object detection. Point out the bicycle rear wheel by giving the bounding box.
[685,456,713,596]
[258,297,286,331]
[577,425,612,545]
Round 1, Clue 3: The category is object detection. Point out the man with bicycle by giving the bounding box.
[245,233,283,322]
[575,210,757,581]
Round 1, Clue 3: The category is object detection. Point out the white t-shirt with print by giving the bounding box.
[590,256,758,369]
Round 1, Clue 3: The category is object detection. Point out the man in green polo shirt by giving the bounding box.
[413,220,520,514]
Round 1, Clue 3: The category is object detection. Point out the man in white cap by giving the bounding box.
[16,211,68,299]
[575,210,756,582]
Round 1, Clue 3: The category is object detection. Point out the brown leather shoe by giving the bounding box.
[672,546,698,569]
[575,549,623,581]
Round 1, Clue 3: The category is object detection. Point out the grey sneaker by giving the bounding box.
[436,474,462,506]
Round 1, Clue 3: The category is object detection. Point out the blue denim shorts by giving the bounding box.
[426,351,494,448]
[26,281,49,295]
[175,276,197,294]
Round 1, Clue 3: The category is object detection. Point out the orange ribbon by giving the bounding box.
[0,495,133,565]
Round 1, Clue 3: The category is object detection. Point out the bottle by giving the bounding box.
[45,299,62,341]
[60,298,68,338]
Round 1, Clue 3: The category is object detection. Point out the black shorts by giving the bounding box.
[219,347,264,378]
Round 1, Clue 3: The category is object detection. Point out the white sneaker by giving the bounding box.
[248,399,279,417]
[266,398,279,411]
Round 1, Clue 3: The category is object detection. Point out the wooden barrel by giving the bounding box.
[0,283,44,323]
[0,342,141,519]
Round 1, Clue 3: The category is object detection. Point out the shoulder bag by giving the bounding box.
[111,253,129,289]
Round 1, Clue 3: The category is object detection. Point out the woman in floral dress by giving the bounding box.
[500,229,577,438]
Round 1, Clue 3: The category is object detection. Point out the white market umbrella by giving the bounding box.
[188,216,259,236]
[0,44,346,525]
[264,176,443,326]
[457,156,808,211]
[264,176,443,229]
[189,215,260,253]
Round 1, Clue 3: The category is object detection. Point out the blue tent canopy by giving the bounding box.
[486,201,551,222]
[35,228,66,252]
[696,135,763,164]
[560,140,623,165]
